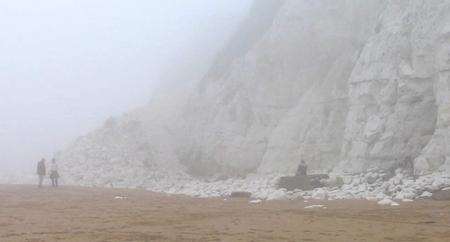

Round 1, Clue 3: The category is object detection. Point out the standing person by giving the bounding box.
[296,160,308,176]
[50,159,60,187]
[37,158,46,187]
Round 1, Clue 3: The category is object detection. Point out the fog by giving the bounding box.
[0,0,252,171]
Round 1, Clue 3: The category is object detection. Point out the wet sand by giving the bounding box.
[0,185,449,242]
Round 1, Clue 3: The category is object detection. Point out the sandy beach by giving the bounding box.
[0,185,449,242]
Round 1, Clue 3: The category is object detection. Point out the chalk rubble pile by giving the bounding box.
[54,0,450,203]
[157,170,450,205]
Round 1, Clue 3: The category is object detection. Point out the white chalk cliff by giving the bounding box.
[59,0,450,193]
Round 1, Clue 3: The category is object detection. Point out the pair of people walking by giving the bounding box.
[37,158,60,187]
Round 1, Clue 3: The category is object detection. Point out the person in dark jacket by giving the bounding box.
[296,160,308,176]
[50,158,60,187]
[37,158,46,187]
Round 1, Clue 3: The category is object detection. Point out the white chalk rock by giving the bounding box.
[304,205,326,209]
[249,199,262,204]
[266,190,287,201]
[419,191,433,198]
[390,201,400,206]
[366,196,378,202]
[378,198,395,206]
[312,188,328,200]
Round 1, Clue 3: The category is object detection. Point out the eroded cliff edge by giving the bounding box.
[59,1,450,189]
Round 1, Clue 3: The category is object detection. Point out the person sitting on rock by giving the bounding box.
[296,160,308,177]
[402,156,416,181]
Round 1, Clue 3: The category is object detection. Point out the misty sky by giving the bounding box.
[0,0,252,171]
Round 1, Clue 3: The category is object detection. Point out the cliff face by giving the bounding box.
[414,2,450,174]
[180,0,385,176]
[340,0,450,174]
[60,0,450,187]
